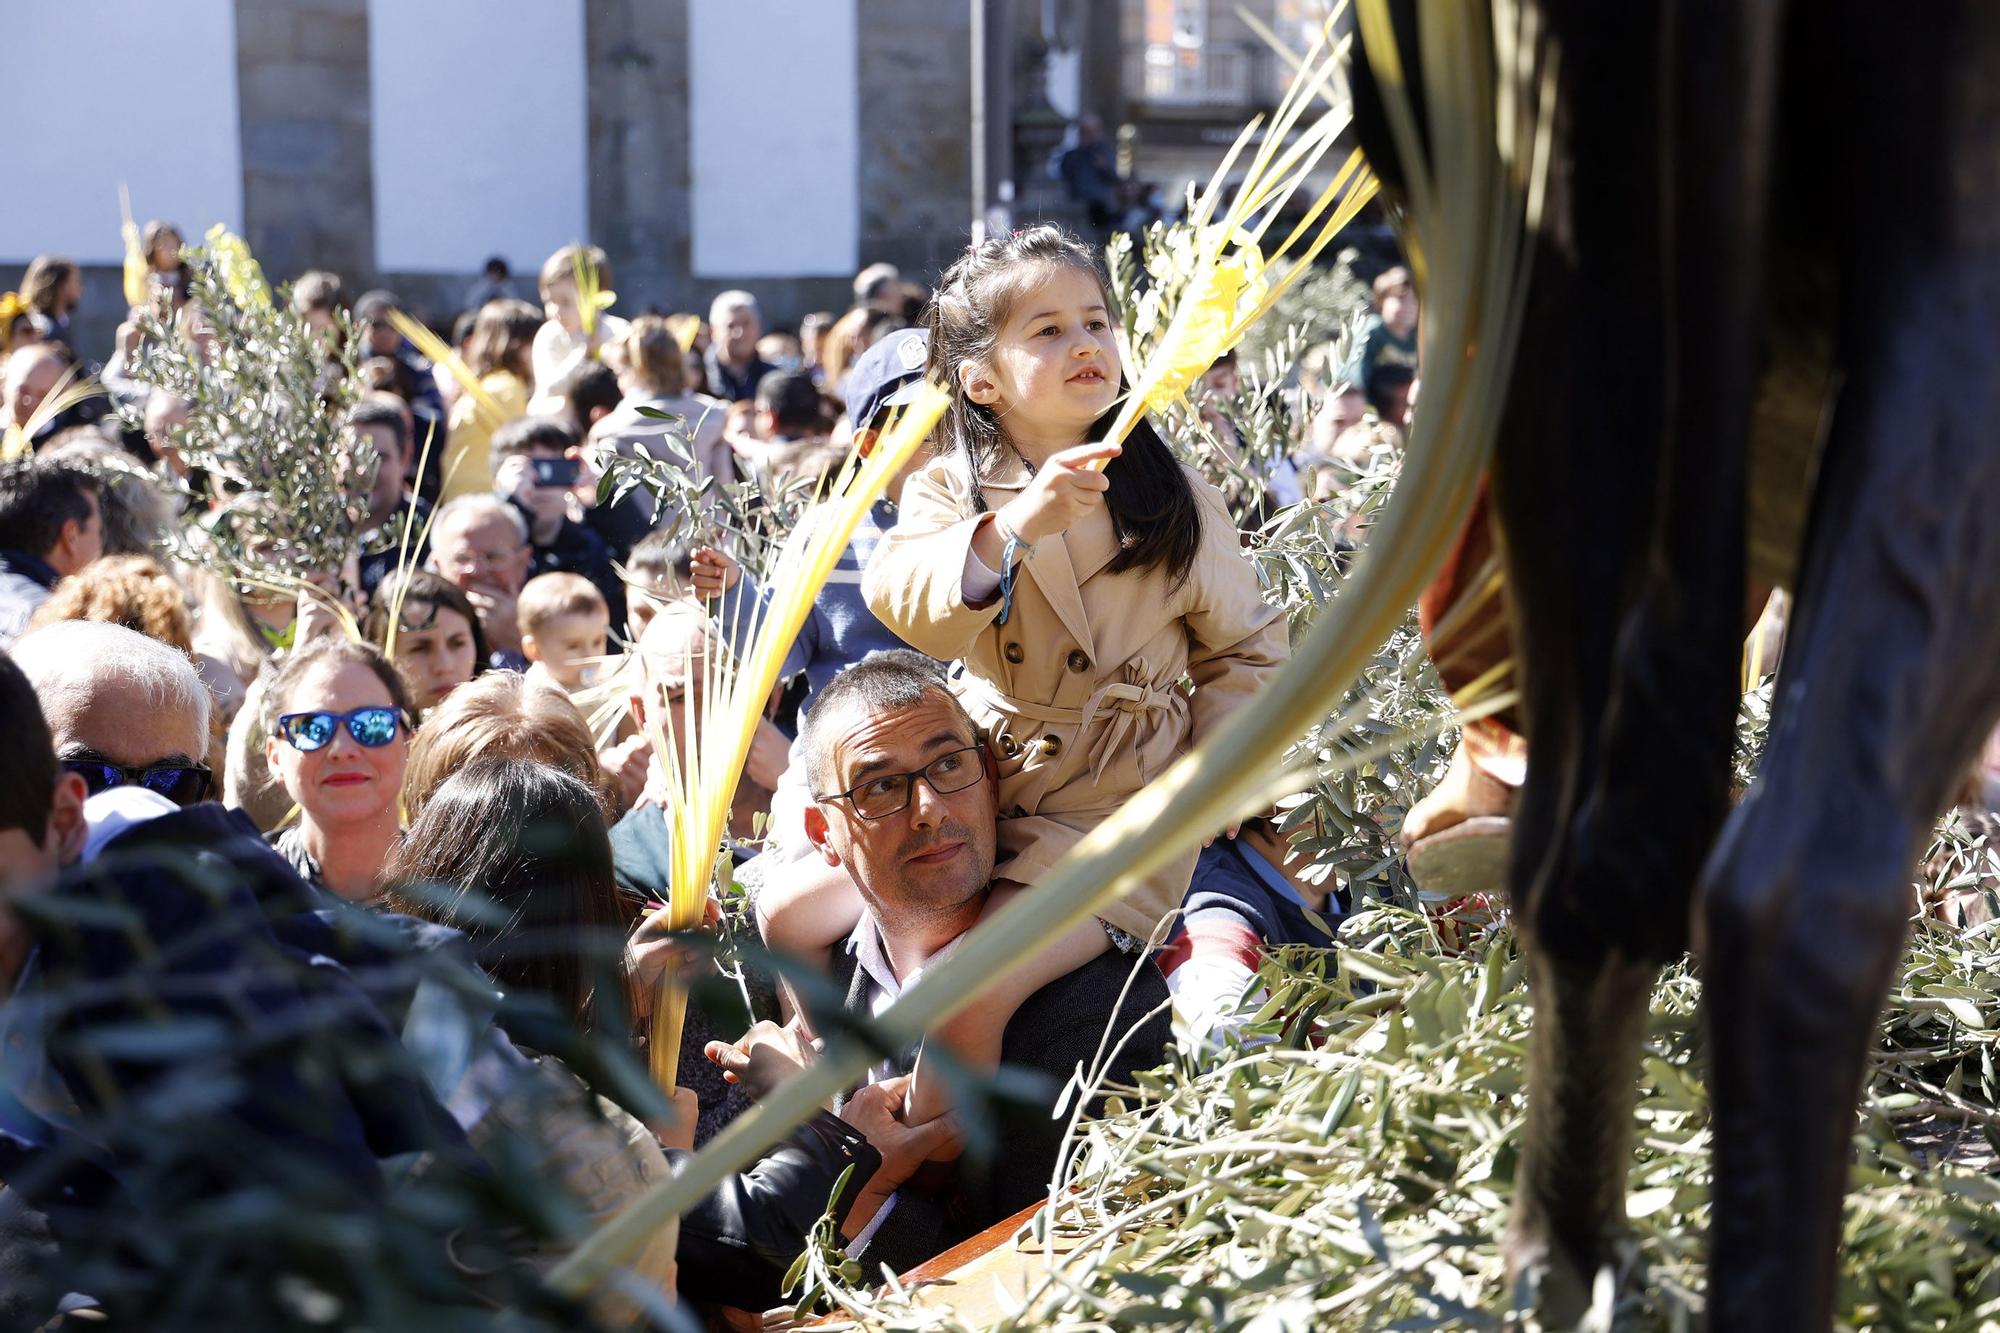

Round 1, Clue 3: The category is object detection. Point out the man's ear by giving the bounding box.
[958,358,1001,407]
[802,804,841,868]
[49,771,88,866]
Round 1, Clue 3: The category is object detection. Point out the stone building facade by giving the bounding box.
[6,0,1326,359]
[8,0,983,356]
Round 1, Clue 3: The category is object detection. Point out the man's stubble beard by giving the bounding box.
[889,816,992,923]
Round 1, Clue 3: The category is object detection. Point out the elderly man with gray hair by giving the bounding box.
[427,492,534,666]
[12,620,213,808]
[705,289,775,403]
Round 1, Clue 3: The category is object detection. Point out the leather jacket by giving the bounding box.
[672,1110,879,1311]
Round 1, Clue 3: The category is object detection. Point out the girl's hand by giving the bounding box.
[689,546,742,600]
[1001,440,1121,546]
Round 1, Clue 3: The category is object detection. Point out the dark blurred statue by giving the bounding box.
[1354,2,2000,1328]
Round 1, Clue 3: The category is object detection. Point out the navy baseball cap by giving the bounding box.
[845,326,930,433]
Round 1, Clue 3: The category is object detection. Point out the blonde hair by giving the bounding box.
[538,244,612,301]
[518,571,607,639]
[403,671,612,819]
[28,554,193,653]
[819,306,903,395]
[615,315,689,396]
[189,567,274,689]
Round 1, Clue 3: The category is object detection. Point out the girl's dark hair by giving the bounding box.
[363,569,491,701]
[386,756,631,1035]
[925,225,1203,588]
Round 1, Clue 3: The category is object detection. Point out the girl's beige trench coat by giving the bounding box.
[863,451,1290,940]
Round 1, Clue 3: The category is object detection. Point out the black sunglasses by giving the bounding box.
[275,706,408,752]
[818,745,986,820]
[63,758,213,807]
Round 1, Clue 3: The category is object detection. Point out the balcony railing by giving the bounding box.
[1123,41,1264,109]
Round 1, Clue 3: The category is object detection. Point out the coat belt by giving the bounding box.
[956,670,1182,785]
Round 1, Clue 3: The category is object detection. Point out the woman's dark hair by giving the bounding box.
[385,756,632,1035]
[466,298,542,381]
[362,569,490,689]
[925,225,1203,588]
[0,459,97,558]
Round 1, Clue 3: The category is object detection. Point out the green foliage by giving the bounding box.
[119,241,373,589]
[813,908,2000,1330]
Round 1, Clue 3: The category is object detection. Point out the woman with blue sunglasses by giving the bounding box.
[261,637,414,903]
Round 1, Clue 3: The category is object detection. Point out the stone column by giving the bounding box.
[857,0,974,279]
[233,0,375,285]
[586,0,692,314]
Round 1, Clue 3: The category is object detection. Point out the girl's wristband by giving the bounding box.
[992,512,1036,560]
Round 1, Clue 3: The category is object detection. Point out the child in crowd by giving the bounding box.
[756,330,803,372]
[771,225,1288,1121]
[1355,264,1420,427]
[520,568,652,809]
[740,368,839,495]
[620,529,687,641]
[519,571,612,696]
[529,244,630,412]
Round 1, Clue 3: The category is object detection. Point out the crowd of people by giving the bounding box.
[0,221,1429,1323]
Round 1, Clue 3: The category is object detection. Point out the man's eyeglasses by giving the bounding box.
[275,707,408,752]
[819,746,985,820]
[62,759,213,807]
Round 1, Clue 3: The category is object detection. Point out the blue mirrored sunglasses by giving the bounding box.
[275,706,407,752]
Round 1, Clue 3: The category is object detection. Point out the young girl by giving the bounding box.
[770,225,1288,1114]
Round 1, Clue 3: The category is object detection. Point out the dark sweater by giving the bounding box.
[829,934,1172,1276]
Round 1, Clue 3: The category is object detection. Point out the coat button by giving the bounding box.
[1004,641,1025,664]
[1066,650,1090,673]
[1000,733,1021,757]
[1041,735,1061,756]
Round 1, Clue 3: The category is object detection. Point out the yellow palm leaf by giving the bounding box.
[637,383,951,1091]
[1097,30,1379,464]
[119,187,148,310]
[386,308,505,428]
[571,245,617,341]
[203,225,269,309]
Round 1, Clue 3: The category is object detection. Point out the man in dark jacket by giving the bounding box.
[793,650,1173,1276]
[0,458,100,649]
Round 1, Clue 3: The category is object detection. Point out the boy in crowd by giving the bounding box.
[1355,265,1420,427]
[741,368,838,494]
[529,244,629,412]
[0,458,101,647]
[620,529,695,645]
[519,571,612,696]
